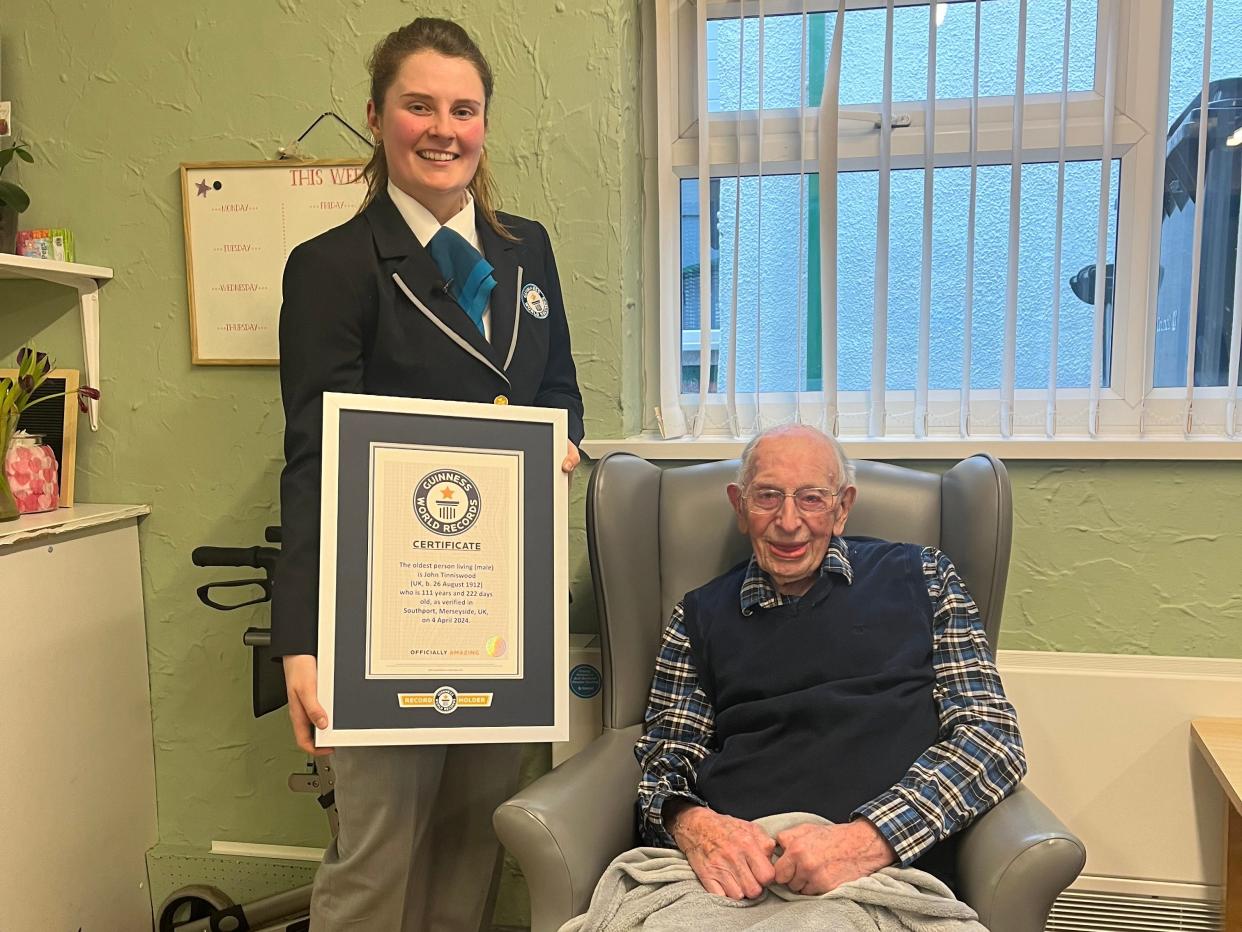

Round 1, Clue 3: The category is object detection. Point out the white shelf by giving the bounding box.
[0,503,149,548]
[0,253,113,283]
[0,253,114,431]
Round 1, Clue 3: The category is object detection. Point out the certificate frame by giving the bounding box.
[316,392,569,746]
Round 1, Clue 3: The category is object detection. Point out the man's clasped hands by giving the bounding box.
[666,802,897,901]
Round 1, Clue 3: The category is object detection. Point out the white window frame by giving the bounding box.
[613,0,1242,460]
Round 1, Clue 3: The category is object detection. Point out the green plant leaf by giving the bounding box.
[17,348,36,382]
[22,391,69,413]
[0,179,31,213]
[1,382,25,418]
[0,180,31,211]
[0,143,33,173]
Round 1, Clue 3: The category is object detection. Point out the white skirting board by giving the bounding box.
[997,650,1242,900]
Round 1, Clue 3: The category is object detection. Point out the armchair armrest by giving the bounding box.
[957,784,1086,932]
[494,725,643,932]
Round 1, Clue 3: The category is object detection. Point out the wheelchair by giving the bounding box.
[156,527,334,932]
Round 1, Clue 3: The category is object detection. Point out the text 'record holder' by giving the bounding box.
[316,393,569,746]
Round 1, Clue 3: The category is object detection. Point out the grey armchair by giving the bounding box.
[495,453,1085,932]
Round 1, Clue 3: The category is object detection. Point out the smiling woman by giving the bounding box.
[367,52,486,224]
[271,15,586,932]
[361,21,497,231]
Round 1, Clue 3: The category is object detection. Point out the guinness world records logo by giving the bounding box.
[414,469,482,535]
[433,686,458,714]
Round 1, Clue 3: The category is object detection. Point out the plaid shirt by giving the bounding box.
[634,537,1027,865]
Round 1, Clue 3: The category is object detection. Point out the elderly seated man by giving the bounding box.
[634,425,1028,902]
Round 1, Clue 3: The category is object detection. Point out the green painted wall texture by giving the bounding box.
[1,0,1240,922]
[1005,460,1242,657]
[0,1,640,915]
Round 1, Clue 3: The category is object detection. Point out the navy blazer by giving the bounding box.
[273,190,585,657]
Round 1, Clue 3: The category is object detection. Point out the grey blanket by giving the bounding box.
[561,813,987,932]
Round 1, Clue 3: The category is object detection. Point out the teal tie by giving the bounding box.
[427,227,496,335]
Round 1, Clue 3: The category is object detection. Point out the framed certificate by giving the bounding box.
[316,393,569,746]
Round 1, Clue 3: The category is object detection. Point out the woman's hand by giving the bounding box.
[282,654,333,755]
[562,440,581,474]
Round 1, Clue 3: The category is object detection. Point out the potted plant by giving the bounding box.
[0,140,33,254]
[0,345,99,520]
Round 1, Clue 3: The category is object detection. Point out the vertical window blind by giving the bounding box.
[654,0,1241,447]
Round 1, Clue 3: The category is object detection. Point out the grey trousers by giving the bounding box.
[309,743,524,932]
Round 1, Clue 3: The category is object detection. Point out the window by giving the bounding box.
[651,0,1242,446]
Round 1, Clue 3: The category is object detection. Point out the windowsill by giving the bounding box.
[581,435,1242,462]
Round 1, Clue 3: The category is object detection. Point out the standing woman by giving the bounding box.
[272,18,584,931]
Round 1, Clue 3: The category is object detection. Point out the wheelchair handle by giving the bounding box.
[196,579,272,611]
[192,545,279,572]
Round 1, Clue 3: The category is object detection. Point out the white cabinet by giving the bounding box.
[0,505,156,930]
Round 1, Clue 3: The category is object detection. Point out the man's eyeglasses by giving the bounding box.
[744,486,843,515]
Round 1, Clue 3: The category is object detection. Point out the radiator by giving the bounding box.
[996,650,1242,931]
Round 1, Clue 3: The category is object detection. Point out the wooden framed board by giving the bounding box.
[180,159,367,365]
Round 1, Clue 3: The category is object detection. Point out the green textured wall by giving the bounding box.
[2,0,1240,926]
[0,0,638,921]
[1004,461,1242,656]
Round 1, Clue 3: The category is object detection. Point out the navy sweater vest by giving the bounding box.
[681,537,957,884]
